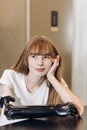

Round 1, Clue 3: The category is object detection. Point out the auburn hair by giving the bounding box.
[12,35,62,80]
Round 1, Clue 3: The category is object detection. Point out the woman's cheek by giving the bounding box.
[46,64,52,72]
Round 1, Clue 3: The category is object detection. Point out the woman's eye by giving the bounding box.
[43,55,50,59]
[31,55,36,58]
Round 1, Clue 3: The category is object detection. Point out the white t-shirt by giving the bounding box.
[0,69,49,106]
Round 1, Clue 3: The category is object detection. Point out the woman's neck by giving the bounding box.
[24,73,45,92]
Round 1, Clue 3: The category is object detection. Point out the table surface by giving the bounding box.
[0,106,87,130]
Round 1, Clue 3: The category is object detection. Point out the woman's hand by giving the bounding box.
[47,55,60,80]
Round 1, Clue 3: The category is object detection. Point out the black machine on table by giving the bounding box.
[0,96,80,120]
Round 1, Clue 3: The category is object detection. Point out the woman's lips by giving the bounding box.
[35,68,45,72]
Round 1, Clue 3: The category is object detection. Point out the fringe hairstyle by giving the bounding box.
[11,35,63,105]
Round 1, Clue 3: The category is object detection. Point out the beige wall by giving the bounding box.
[0,0,73,87]
[0,0,26,76]
[30,0,73,86]
[0,0,86,105]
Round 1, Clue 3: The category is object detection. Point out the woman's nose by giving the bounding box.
[37,57,44,65]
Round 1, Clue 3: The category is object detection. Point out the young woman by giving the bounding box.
[0,35,84,115]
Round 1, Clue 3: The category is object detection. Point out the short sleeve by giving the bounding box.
[0,69,12,88]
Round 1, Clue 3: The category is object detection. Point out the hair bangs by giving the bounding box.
[29,42,51,55]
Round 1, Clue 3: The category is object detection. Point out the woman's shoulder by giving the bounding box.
[2,69,23,78]
[2,69,17,75]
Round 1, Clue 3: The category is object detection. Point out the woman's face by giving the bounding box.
[28,54,53,77]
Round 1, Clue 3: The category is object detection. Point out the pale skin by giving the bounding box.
[1,54,84,115]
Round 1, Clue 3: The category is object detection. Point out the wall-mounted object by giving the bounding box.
[51,11,58,32]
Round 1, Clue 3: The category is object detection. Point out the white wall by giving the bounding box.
[72,0,87,106]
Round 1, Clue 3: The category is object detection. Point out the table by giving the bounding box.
[0,106,87,130]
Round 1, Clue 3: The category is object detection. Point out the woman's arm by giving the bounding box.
[47,56,84,116]
[1,85,13,97]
